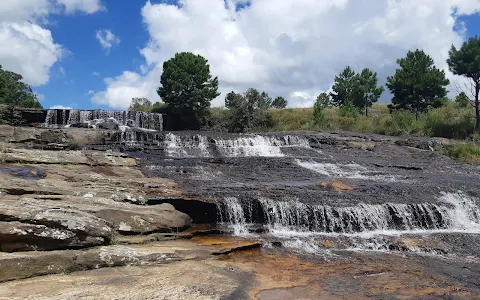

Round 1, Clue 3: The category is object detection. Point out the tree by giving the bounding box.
[316,93,330,108]
[157,52,220,129]
[330,66,360,107]
[447,36,480,130]
[224,88,274,133]
[386,49,449,120]
[259,91,272,110]
[129,97,152,111]
[272,96,287,109]
[313,94,328,124]
[0,65,42,108]
[355,68,384,116]
[455,92,470,107]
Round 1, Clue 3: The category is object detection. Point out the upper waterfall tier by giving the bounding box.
[43,109,163,131]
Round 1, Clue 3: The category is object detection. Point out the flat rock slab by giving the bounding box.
[0,239,256,283]
[0,240,210,282]
[0,260,250,300]
[0,148,136,166]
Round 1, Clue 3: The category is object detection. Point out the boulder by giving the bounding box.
[0,196,192,252]
[0,199,113,252]
[94,203,192,234]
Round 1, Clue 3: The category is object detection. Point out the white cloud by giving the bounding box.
[92,71,100,76]
[55,0,104,14]
[0,22,63,85]
[92,71,155,109]
[93,0,480,109]
[0,0,103,86]
[50,105,73,109]
[88,89,95,95]
[96,29,120,54]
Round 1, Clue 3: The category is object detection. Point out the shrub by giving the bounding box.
[338,103,359,119]
[444,143,480,163]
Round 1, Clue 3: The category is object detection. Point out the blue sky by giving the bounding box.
[34,1,149,110]
[2,0,480,110]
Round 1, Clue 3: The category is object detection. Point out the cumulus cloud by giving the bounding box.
[92,71,156,109]
[96,29,120,54]
[87,90,95,95]
[0,0,103,86]
[92,71,100,76]
[50,105,73,109]
[0,22,63,85]
[92,0,480,109]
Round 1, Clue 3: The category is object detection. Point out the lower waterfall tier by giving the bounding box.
[216,193,480,235]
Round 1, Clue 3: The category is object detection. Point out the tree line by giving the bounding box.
[145,36,480,133]
[2,35,479,135]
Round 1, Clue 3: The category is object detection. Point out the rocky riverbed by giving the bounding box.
[0,124,479,299]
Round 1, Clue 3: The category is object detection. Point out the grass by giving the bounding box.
[258,103,476,140]
[444,143,480,163]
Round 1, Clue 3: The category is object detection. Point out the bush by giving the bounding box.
[338,103,359,119]
[422,106,475,139]
[444,143,480,163]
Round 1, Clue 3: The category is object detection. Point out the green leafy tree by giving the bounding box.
[272,96,288,109]
[447,36,480,130]
[316,93,330,108]
[455,92,470,107]
[224,88,274,132]
[259,91,272,110]
[355,68,384,116]
[313,94,327,124]
[386,49,449,120]
[157,52,220,129]
[330,66,360,107]
[0,65,42,108]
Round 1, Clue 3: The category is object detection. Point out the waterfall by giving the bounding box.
[43,109,163,131]
[216,192,480,235]
[164,133,210,157]
[216,197,254,236]
[162,133,311,158]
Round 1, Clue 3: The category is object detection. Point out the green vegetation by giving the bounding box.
[387,49,449,119]
[0,65,42,109]
[157,52,220,129]
[444,143,480,163]
[447,36,480,130]
[272,96,288,109]
[257,104,475,139]
[219,88,274,133]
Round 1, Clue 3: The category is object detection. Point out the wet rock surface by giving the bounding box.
[0,236,479,299]
[0,126,479,299]
[136,131,480,208]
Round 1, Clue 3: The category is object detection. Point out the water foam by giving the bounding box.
[295,159,401,182]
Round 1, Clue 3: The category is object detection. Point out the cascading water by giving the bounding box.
[164,133,210,157]
[216,192,480,236]
[43,109,163,131]
[161,133,312,158]
[295,159,401,182]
